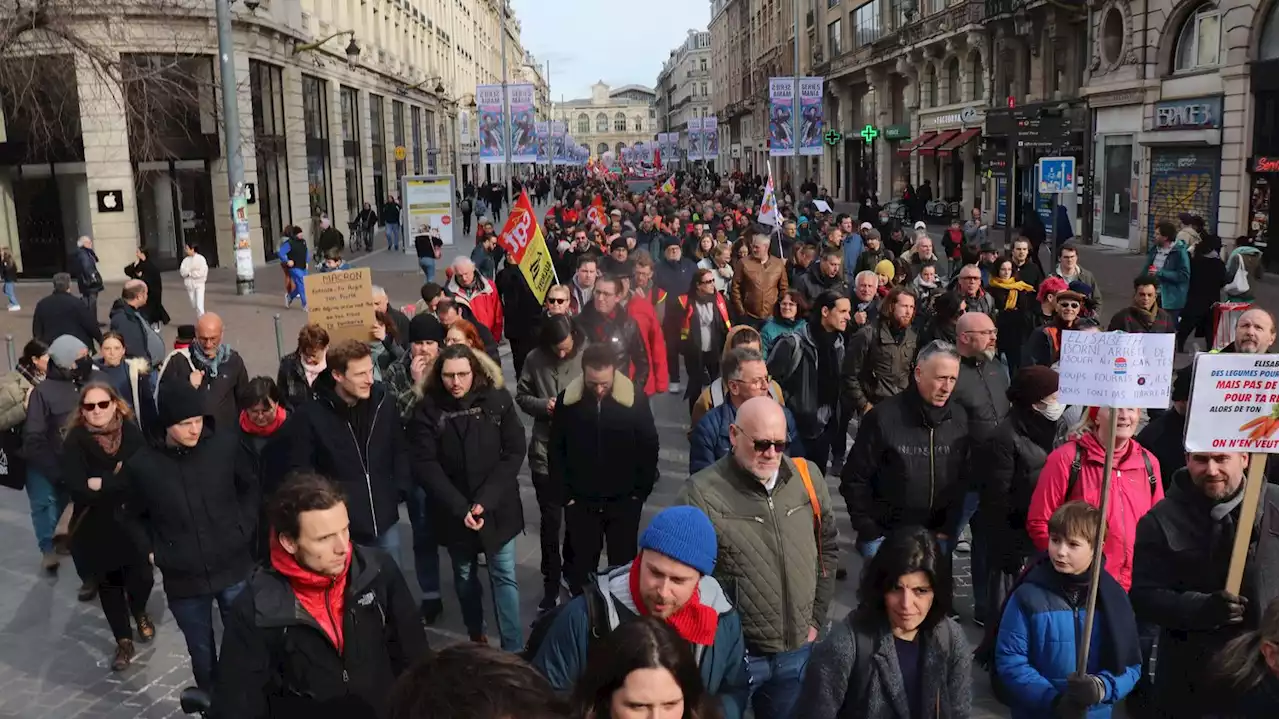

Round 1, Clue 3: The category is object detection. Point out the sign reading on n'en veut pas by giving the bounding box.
[1058,331,1175,409]
[307,268,376,344]
[1185,353,1280,453]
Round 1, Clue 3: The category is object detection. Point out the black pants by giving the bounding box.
[509,336,537,379]
[98,561,154,641]
[663,322,683,384]
[828,405,855,468]
[530,472,563,598]
[686,350,719,413]
[462,211,473,235]
[564,498,642,593]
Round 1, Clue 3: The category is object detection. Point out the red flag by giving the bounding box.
[654,146,662,170]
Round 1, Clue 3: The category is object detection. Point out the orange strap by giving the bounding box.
[791,458,827,578]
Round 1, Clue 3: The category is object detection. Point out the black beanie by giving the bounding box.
[409,313,445,344]
[1008,366,1060,406]
[158,379,207,428]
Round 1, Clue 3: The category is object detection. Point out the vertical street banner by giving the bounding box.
[687,118,703,162]
[798,77,825,156]
[534,121,550,164]
[552,121,568,165]
[768,77,795,157]
[508,83,536,164]
[496,190,555,303]
[476,85,504,165]
[703,116,720,160]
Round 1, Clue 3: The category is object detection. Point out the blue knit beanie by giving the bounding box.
[639,506,718,575]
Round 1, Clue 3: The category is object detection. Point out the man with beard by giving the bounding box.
[853,229,891,276]
[842,287,918,417]
[567,253,598,316]
[1109,276,1177,334]
[794,247,848,308]
[1023,288,1086,368]
[1222,308,1278,354]
[904,233,950,281]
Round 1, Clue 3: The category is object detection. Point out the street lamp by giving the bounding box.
[293,30,361,69]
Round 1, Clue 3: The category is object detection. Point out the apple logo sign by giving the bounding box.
[97,190,124,213]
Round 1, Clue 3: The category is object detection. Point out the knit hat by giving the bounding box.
[661,235,682,250]
[48,335,87,371]
[875,259,896,280]
[639,506,717,575]
[1068,280,1094,298]
[1008,366,1060,406]
[408,313,445,344]
[610,237,630,252]
[157,379,206,429]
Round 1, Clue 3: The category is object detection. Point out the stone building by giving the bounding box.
[553,82,657,160]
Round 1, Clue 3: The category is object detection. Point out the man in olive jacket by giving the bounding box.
[679,396,838,719]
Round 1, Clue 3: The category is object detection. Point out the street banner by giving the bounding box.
[688,118,703,162]
[476,84,505,165]
[535,121,550,164]
[703,116,720,160]
[1185,353,1280,453]
[402,174,457,247]
[552,121,569,165]
[508,83,536,164]
[758,163,779,227]
[769,77,795,157]
[496,190,556,302]
[458,109,473,146]
[1057,331,1176,409]
[308,268,376,344]
[798,77,825,156]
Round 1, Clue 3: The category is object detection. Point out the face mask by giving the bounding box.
[1035,400,1066,421]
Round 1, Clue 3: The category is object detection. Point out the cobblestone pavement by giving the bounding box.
[0,216,1253,717]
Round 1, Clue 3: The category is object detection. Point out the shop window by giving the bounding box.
[121,54,219,162]
[1174,3,1222,72]
[251,61,290,259]
[411,105,423,175]
[341,86,362,222]
[392,99,406,182]
[371,94,386,204]
[302,75,332,219]
[1262,4,1278,61]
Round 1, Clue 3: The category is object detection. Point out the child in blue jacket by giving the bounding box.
[995,500,1143,718]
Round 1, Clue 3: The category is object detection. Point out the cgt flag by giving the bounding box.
[660,175,675,193]
[586,195,608,229]
[496,190,555,303]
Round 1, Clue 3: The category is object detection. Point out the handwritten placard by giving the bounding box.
[1058,331,1175,409]
[307,268,375,344]
[1185,353,1280,453]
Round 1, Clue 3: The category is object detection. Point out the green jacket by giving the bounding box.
[678,454,839,655]
[0,370,33,431]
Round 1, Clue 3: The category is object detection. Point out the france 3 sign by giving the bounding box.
[1185,353,1280,453]
[1057,331,1175,409]
[1037,156,1076,195]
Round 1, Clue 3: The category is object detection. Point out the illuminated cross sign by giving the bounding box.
[823,129,843,146]
[860,125,879,143]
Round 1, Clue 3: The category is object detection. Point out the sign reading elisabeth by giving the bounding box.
[307,268,376,344]
[1057,331,1175,408]
[1185,353,1280,453]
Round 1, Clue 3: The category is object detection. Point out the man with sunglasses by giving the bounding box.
[680,396,838,719]
[1023,288,1088,368]
[689,347,800,473]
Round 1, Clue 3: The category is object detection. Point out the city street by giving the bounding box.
[0,230,1271,718]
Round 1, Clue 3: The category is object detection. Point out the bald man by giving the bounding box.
[1226,308,1278,354]
[680,395,838,718]
[158,311,251,430]
[109,278,164,362]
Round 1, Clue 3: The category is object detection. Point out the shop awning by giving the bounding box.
[936,128,982,156]
[917,129,960,156]
[896,132,937,157]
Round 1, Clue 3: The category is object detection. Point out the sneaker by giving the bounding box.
[973,615,986,628]
[668,381,682,395]
[420,598,443,626]
[286,294,294,308]
[40,551,60,574]
[835,566,848,581]
[111,639,135,672]
[955,540,971,554]
[77,580,98,602]
[469,632,488,645]
[135,613,156,643]
[7,305,19,312]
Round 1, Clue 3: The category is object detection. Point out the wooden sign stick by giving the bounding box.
[1226,455,1268,595]
[1077,409,1119,676]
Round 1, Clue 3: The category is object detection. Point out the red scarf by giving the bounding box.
[628,553,719,646]
[240,405,288,436]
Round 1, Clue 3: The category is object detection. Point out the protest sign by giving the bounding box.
[307,268,376,344]
[496,190,556,303]
[1057,330,1175,408]
[1185,352,1280,453]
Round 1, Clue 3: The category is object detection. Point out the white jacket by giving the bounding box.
[179,253,208,290]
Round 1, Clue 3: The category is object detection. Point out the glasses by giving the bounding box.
[82,400,112,411]
[1058,301,1082,309]
[547,297,569,304]
[698,278,716,285]
[960,275,981,282]
[442,370,473,381]
[734,425,787,454]
[729,375,771,389]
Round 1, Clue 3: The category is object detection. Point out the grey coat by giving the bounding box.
[796,612,972,719]
[515,338,584,475]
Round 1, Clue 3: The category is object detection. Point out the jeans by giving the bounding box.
[857,535,885,559]
[99,561,154,641]
[361,523,404,570]
[286,269,307,308]
[386,223,402,251]
[449,538,522,652]
[3,281,17,307]
[418,256,436,282]
[746,643,812,719]
[169,580,247,690]
[25,468,66,554]
[952,491,987,619]
[799,414,841,475]
[462,212,472,234]
[405,489,442,601]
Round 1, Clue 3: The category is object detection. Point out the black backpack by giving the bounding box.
[521,579,621,662]
[972,554,1050,706]
[1063,442,1158,501]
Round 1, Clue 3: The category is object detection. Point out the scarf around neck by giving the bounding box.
[628,554,719,646]
[989,276,1035,310]
[87,413,125,456]
[1026,558,1141,675]
[190,343,233,378]
[240,405,288,437]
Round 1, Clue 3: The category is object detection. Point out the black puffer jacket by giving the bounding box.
[124,425,256,598]
[574,306,649,391]
[769,323,844,441]
[23,364,103,482]
[549,372,659,503]
[793,263,847,308]
[285,378,409,546]
[841,389,969,539]
[980,407,1062,575]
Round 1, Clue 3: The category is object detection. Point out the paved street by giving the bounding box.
[0,227,1270,717]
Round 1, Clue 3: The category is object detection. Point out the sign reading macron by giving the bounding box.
[307,268,376,344]
[1057,331,1175,409]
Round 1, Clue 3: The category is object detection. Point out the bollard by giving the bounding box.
[273,314,284,362]
[4,335,13,373]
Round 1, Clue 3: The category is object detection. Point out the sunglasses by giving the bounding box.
[82,400,113,411]
[547,297,568,304]
[735,425,787,454]
[1058,301,1081,309]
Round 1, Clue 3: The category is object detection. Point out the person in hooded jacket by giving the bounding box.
[497,254,544,378]
[769,291,851,474]
[409,344,526,651]
[108,280,165,363]
[794,246,849,308]
[212,472,428,719]
[123,379,257,691]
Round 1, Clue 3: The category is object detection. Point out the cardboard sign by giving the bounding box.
[1185,353,1280,453]
[1058,331,1175,409]
[307,268,376,344]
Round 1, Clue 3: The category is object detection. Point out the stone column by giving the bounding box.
[77,49,139,280]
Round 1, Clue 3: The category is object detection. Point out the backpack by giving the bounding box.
[973,554,1050,706]
[1063,442,1157,501]
[521,577,615,662]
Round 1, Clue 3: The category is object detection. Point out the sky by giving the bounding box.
[509,0,705,101]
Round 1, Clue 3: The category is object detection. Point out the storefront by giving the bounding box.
[1250,33,1278,270]
[980,143,1011,229]
[1140,95,1222,249]
[912,106,984,218]
[883,123,911,197]
[985,101,1087,234]
[1089,89,1145,250]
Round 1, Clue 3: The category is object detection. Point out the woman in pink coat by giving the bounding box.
[1025,406,1164,591]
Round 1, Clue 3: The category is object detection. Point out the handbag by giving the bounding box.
[0,426,26,490]
[1225,257,1250,296]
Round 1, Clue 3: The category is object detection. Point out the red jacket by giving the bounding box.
[1026,432,1164,591]
[627,292,668,395]
[269,536,353,653]
[447,274,504,340]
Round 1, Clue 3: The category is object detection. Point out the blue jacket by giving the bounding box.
[689,393,801,474]
[760,316,807,358]
[994,568,1142,718]
[843,232,864,289]
[532,562,749,719]
[1145,240,1191,311]
[277,237,311,271]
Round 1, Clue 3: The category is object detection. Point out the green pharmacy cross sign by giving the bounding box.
[823,129,843,146]
[860,124,879,143]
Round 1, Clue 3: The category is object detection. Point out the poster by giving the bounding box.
[687,118,703,162]
[458,109,472,147]
[535,121,550,164]
[307,268,376,344]
[1057,331,1176,409]
[768,77,795,157]
[476,84,505,165]
[495,190,556,303]
[1185,353,1280,453]
[798,77,824,156]
[703,117,720,160]
[402,174,457,247]
[552,121,568,165]
[508,83,536,164]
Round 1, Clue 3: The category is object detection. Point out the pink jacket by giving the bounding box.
[1026,431,1165,591]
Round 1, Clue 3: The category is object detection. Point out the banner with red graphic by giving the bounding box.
[496,190,556,303]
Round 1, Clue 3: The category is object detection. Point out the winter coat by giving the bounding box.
[408,382,526,555]
[796,611,971,719]
[842,320,918,412]
[124,425,256,598]
[654,258,698,320]
[97,361,157,430]
[1027,434,1164,591]
[760,316,806,358]
[276,352,317,412]
[75,247,103,294]
[445,274,504,341]
[995,563,1142,718]
[842,389,970,539]
[61,421,150,577]
[1107,306,1177,334]
[680,294,731,358]
[23,365,101,483]
[842,233,864,289]
[982,408,1064,575]
[179,252,209,291]
[679,454,839,655]
[158,348,251,434]
[793,264,848,308]
[1184,252,1226,322]
[532,562,750,719]
[689,398,801,474]
[575,306,649,392]
[380,200,401,225]
[211,545,428,719]
[285,378,409,546]
[32,290,102,349]
[109,299,165,363]
[1224,246,1264,302]
[549,372,658,503]
[124,257,170,325]
[626,293,668,395]
[957,289,996,318]
[1145,239,1192,311]
[854,246,892,277]
[731,256,788,320]
[1135,408,1187,490]
[951,353,1010,444]
[769,323,844,440]
[1051,264,1104,317]
[516,337,585,476]
[0,369,34,431]
[1131,470,1279,717]
[496,263,542,343]
[697,257,734,294]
